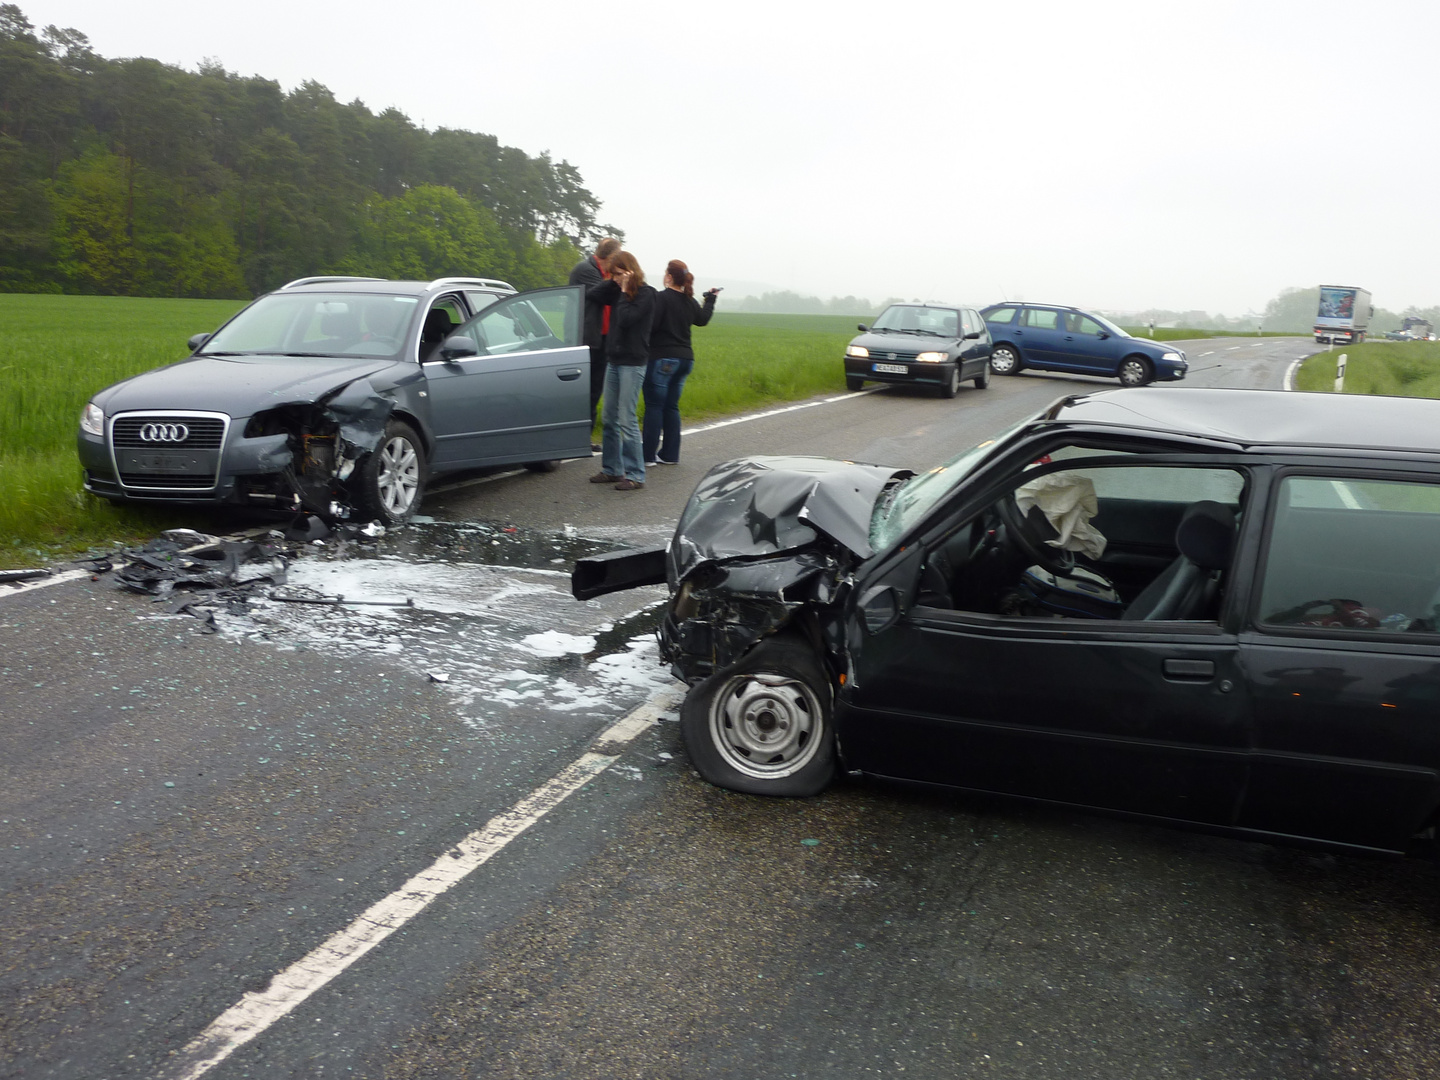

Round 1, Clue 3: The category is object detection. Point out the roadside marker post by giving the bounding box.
[1334,352,1347,393]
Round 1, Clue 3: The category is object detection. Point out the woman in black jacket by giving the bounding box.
[643,259,716,465]
[586,251,656,490]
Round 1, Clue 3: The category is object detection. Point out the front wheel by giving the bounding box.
[524,460,559,473]
[845,375,864,392]
[940,365,960,399]
[974,361,991,389]
[1117,356,1153,387]
[353,419,426,524]
[680,636,837,797]
[990,345,1021,375]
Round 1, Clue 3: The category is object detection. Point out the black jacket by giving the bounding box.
[648,289,716,361]
[568,255,609,349]
[587,280,655,366]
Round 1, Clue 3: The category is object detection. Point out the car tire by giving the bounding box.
[524,460,560,473]
[940,366,960,399]
[846,376,864,392]
[353,419,426,524]
[680,635,837,797]
[1118,356,1153,387]
[974,362,991,389]
[990,345,1022,375]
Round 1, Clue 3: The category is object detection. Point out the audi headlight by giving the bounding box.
[81,402,104,436]
[846,345,869,358]
[916,351,948,363]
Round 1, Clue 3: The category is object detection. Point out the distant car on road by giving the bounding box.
[78,276,592,524]
[576,387,1440,858]
[843,303,993,398]
[980,303,1188,386]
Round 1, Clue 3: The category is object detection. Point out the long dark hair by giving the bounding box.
[609,251,644,298]
[665,259,694,298]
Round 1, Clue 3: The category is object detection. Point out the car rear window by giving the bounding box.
[984,307,1017,325]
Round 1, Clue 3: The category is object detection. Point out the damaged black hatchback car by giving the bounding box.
[576,388,1440,857]
[79,276,592,523]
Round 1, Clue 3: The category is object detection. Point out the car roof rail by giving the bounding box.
[280,276,386,289]
[429,277,517,293]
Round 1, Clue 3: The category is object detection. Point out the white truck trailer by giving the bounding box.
[1313,285,1373,344]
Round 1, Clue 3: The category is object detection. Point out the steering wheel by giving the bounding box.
[995,494,1075,575]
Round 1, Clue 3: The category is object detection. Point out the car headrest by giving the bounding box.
[1176,500,1236,571]
[422,309,454,339]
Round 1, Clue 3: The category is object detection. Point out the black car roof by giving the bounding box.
[1050,388,1440,456]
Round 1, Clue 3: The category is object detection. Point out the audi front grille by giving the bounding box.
[109,411,230,492]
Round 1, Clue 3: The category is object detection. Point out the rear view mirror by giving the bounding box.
[439,334,479,361]
[857,324,869,332]
[858,584,900,634]
[1097,332,1110,339]
[187,333,211,352]
[963,331,981,340]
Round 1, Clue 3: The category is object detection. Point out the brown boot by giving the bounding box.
[613,479,644,491]
[589,472,622,483]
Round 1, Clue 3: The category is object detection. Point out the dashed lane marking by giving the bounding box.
[162,687,684,1080]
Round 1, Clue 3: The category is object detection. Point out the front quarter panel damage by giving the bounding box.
[659,456,911,684]
[239,377,396,518]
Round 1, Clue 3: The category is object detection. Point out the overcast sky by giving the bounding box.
[17,0,1440,314]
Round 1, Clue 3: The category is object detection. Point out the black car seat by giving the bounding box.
[418,308,454,362]
[1122,500,1237,621]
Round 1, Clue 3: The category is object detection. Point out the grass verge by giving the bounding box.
[1293,341,1440,397]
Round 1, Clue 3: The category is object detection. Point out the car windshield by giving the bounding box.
[1089,313,1131,338]
[869,412,1038,551]
[870,305,961,337]
[199,292,421,359]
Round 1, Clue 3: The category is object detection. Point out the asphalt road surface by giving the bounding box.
[5,338,1438,1080]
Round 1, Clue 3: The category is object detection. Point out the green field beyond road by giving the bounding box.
[0,295,856,562]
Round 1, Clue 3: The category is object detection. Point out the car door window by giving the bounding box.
[1071,315,1105,336]
[1257,476,1440,634]
[452,287,581,357]
[1022,308,1061,330]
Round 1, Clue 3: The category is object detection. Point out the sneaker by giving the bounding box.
[613,479,644,491]
[644,459,659,467]
[589,471,621,483]
[591,443,603,453]
[653,458,677,465]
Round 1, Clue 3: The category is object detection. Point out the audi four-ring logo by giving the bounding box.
[139,423,190,443]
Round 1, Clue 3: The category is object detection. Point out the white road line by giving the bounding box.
[1283,356,1306,391]
[682,387,881,437]
[1199,351,1214,356]
[0,568,91,596]
[162,688,683,1080]
[1226,346,1243,351]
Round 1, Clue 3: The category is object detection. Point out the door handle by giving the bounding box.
[557,368,582,380]
[1163,658,1214,680]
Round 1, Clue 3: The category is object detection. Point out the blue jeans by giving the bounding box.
[601,362,645,482]
[642,356,693,463]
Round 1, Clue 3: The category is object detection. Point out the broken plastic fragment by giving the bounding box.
[427,671,450,683]
[360,522,386,538]
[0,568,51,584]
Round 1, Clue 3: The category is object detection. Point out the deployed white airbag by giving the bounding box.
[1014,472,1107,560]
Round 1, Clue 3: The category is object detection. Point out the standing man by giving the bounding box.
[570,237,622,449]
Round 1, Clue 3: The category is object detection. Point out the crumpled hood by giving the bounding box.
[93,355,400,418]
[851,330,959,354]
[670,456,913,581]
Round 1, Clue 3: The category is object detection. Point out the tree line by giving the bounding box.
[0,6,618,299]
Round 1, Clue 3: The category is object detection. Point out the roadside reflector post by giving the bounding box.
[1334,352,1347,393]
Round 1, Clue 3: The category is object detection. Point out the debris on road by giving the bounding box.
[0,568,52,585]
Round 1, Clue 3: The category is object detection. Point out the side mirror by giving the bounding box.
[187,333,211,352]
[439,334,479,361]
[858,584,900,634]
[963,331,981,340]
[1097,331,1110,340]
[857,324,869,332]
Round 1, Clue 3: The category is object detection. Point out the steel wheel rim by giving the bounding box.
[377,436,420,513]
[1119,360,1147,386]
[992,348,1016,373]
[708,671,824,779]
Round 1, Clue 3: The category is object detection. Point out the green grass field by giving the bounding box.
[1294,340,1440,397]
[0,296,853,563]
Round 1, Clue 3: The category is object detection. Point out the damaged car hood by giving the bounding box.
[671,456,913,581]
[93,355,401,417]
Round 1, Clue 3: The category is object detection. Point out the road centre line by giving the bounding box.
[681,387,882,438]
[163,687,684,1080]
[0,568,90,597]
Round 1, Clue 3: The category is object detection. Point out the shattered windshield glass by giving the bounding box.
[201,293,420,359]
[869,413,1036,551]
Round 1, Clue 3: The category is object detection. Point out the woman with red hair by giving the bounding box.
[643,259,717,465]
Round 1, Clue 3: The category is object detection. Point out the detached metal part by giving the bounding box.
[572,456,911,681]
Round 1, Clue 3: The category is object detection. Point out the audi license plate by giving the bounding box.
[119,450,206,474]
[872,362,908,374]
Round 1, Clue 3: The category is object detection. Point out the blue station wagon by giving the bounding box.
[981,303,1188,387]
